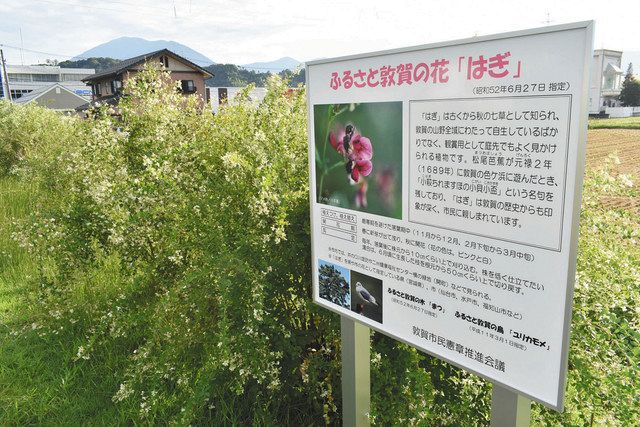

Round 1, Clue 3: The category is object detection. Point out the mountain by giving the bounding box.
[241,57,301,73]
[74,37,214,66]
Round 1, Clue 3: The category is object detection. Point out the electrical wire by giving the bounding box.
[26,0,172,18]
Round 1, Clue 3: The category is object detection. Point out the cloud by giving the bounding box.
[1,0,639,65]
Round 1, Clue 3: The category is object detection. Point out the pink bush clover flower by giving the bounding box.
[328,125,373,183]
[349,134,372,161]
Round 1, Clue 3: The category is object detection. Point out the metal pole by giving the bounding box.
[341,316,370,427]
[0,49,11,101]
[490,383,531,427]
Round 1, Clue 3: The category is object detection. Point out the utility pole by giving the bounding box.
[0,48,12,101]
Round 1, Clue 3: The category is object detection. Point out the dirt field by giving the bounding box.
[586,129,640,211]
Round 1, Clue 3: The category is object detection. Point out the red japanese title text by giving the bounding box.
[329,52,522,90]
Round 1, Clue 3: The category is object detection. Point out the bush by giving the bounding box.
[0,100,81,177]
[2,67,638,425]
[6,67,435,424]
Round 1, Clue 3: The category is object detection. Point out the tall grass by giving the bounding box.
[588,116,640,129]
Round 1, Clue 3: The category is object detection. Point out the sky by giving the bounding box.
[0,0,639,66]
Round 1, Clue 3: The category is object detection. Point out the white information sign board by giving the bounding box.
[307,22,593,410]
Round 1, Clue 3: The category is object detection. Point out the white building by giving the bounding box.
[589,49,624,114]
[1,64,95,100]
[206,86,268,114]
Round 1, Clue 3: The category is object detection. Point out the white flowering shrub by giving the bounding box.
[3,68,638,425]
[0,100,80,178]
[6,67,435,424]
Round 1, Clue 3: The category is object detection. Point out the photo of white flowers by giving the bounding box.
[314,102,403,219]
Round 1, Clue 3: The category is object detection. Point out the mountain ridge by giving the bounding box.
[75,37,214,67]
[241,57,302,72]
[75,38,302,72]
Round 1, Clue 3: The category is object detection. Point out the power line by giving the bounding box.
[27,0,172,18]
[0,43,91,60]
[91,0,170,12]
[26,0,203,19]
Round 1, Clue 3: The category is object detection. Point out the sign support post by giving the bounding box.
[490,384,531,427]
[341,316,371,427]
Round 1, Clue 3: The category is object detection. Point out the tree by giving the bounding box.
[58,57,122,71]
[279,68,305,86]
[318,264,350,307]
[619,63,640,106]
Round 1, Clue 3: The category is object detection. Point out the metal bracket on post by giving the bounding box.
[341,316,371,427]
[490,383,531,427]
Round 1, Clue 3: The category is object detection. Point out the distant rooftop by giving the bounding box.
[6,64,95,75]
[14,83,86,105]
[593,49,623,56]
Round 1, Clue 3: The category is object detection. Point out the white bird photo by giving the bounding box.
[355,282,378,306]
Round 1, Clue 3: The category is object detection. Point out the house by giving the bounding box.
[81,49,212,106]
[589,49,624,114]
[0,64,94,100]
[14,83,89,112]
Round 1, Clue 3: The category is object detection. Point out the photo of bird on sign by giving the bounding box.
[350,271,383,323]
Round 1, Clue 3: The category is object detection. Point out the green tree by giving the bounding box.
[619,63,640,106]
[318,264,349,307]
[279,68,305,86]
[58,57,122,71]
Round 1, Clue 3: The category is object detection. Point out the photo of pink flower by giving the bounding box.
[314,102,402,219]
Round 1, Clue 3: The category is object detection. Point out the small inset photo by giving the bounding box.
[314,102,403,219]
[318,259,351,309]
[350,271,383,323]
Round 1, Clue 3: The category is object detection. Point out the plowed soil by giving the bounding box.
[586,129,640,212]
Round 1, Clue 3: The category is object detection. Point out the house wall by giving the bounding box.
[88,77,116,98]
[605,106,640,118]
[163,56,198,73]
[167,71,206,97]
[32,87,88,110]
[91,64,207,100]
[121,70,206,98]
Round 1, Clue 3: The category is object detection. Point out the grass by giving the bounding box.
[0,178,132,425]
[588,116,640,129]
[0,178,36,322]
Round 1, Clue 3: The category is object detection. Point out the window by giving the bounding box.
[8,73,32,82]
[32,74,58,82]
[62,73,91,81]
[159,55,169,68]
[181,80,195,93]
[110,79,122,94]
[9,89,32,99]
[93,83,102,97]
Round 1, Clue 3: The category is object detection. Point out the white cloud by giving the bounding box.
[1,0,639,65]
